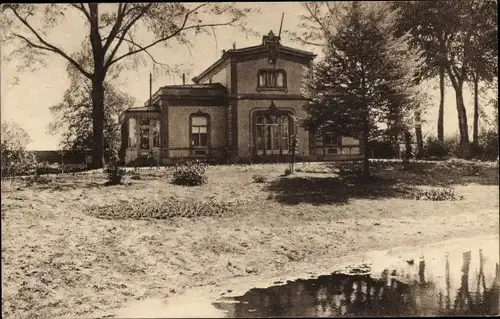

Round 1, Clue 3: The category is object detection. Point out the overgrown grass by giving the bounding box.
[90,197,234,220]
[252,174,267,183]
[404,188,464,201]
[1,160,498,319]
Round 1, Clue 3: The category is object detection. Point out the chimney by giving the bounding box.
[222,49,226,55]
[233,42,236,50]
[182,73,185,85]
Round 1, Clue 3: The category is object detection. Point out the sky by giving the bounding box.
[1,2,495,150]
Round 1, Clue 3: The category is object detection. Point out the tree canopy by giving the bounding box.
[2,3,256,168]
[302,2,422,177]
[48,61,135,161]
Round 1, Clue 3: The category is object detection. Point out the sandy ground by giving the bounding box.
[104,234,500,318]
[1,161,499,318]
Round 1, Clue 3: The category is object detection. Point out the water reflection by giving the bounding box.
[213,249,500,317]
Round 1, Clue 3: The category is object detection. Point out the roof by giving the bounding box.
[192,31,316,83]
[125,106,160,112]
[141,83,228,107]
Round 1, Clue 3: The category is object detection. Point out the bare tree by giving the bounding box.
[2,3,256,168]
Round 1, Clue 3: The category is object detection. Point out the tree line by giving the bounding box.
[292,1,497,176]
[1,2,497,175]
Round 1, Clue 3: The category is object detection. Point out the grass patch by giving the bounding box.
[89,197,235,220]
[252,174,267,183]
[404,188,464,201]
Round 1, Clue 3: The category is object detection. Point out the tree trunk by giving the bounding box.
[472,76,479,147]
[415,110,424,159]
[362,119,370,178]
[403,130,412,168]
[91,80,105,169]
[438,64,445,143]
[455,82,471,159]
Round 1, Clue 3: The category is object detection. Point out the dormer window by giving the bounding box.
[257,69,287,91]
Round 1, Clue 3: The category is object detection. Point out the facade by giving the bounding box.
[119,31,362,165]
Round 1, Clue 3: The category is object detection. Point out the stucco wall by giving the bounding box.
[167,106,226,158]
[236,57,308,95]
[235,99,309,158]
[200,64,231,89]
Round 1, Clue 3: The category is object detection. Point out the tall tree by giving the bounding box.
[302,2,422,177]
[440,0,497,158]
[394,0,497,158]
[392,1,454,144]
[464,0,497,150]
[48,60,135,162]
[2,3,255,168]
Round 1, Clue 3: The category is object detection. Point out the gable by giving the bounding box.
[193,31,315,84]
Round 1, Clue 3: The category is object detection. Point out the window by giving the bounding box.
[323,134,341,146]
[255,113,291,155]
[257,69,286,89]
[128,118,137,147]
[152,120,160,148]
[129,117,160,150]
[139,128,149,150]
[191,115,208,147]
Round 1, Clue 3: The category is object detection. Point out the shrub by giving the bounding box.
[1,121,37,178]
[172,160,208,186]
[423,136,448,159]
[252,174,267,183]
[91,197,233,220]
[284,168,292,176]
[405,188,463,201]
[368,138,399,159]
[474,129,499,161]
[104,161,125,185]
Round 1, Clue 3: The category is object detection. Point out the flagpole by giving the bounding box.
[278,12,284,38]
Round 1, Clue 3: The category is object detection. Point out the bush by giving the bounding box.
[252,174,267,183]
[104,161,125,185]
[172,160,208,186]
[473,129,499,161]
[368,139,399,159]
[423,136,448,159]
[284,168,292,176]
[1,121,37,178]
[1,149,37,177]
[91,197,233,220]
[405,188,463,201]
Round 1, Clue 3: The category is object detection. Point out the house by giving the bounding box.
[119,31,362,165]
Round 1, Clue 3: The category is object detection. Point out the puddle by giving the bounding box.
[99,235,499,318]
[213,236,500,317]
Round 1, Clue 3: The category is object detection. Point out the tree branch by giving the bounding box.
[121,36,171,68]
[107,4,239,68]
[101,3,127,54]
[9,6,93,79]
[70,3,91,21]
[303,3,331,38]
[104,3,154,70]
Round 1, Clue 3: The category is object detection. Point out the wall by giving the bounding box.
[167,106,226,158]
[236,57,308,95]
[231,56,311,160]
[199,63,231,90]
[206,65,230,88]
[236,99,309,159]
[309,136,361,159]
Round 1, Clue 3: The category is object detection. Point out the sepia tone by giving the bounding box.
[1,2,498,318]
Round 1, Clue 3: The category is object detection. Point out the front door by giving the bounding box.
[255,113,290,155]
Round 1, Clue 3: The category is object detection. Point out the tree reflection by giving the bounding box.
[212,250,499,317]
